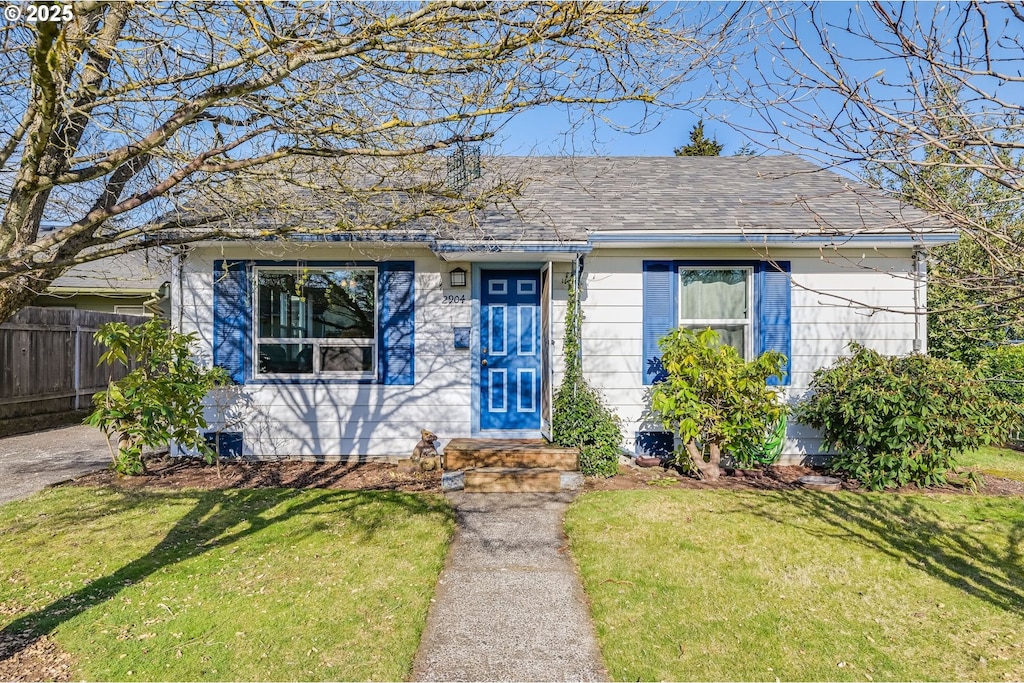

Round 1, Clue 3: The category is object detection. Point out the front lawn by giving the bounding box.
[960,445,1024,482]
[566,489,1024,682]
[0,486,453,681]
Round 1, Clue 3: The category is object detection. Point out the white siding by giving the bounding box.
[579,248,922,465]
[178,244,475,458]
[176,243,923,463]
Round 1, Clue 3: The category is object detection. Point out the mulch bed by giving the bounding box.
[69,454,444,493]
[4,455,1021,681]
[64,453,1024,498]
[590,460,1024,497]
[588,462,823,492]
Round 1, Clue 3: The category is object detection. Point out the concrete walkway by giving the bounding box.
[0,425,111,505]
[413,492,607,682]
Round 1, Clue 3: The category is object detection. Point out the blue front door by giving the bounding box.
[480,270,541,431]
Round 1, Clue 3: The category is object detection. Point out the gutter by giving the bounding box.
[587,232,960,249]
[175,230,960,256]
[430,240,591,261]
[44,286,159,296]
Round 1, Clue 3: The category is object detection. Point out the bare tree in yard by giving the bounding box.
[863,83,1024,362]
[722,2,1024,333]
[0,1,745,323]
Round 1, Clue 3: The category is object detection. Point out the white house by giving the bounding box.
[171,156,957,463]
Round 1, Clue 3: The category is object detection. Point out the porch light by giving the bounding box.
[449,267,467,288]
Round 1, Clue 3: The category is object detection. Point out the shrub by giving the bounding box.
[794,343,1018,490]
[648,327,787,480]
[552,380,623,477]
[977,344,1024,446]
[977,344,1024,405]
[85,320,230,475]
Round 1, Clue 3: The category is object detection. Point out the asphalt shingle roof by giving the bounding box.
[49,250,170,292]
[459,155,956,243]
[166,155,958,246]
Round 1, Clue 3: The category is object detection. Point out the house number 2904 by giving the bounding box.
[443,295,466,304]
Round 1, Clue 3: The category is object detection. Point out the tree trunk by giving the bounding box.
[686,439,721,481]
[0,275,53,323]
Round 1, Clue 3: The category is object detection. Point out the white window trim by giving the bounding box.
[113,305,151,317]
[253,265,378,380]
[677,265,754,360]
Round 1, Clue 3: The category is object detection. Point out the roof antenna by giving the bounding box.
[446,145,481,191]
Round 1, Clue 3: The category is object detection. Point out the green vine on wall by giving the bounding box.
[561,269,583,383]
[552,262,623,477]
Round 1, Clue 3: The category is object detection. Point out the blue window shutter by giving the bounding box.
[635,431,674,457]
[757,261,791,386]
[642,261,676,385]
[379,262,415,385]
[212,260,250,384]
[204,431,243,458]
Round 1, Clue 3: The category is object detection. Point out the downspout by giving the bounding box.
[913,246,927,354]
[171,246,189,331]
[573,252,584,378]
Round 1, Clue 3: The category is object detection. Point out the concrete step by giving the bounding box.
[463,467,564,493]
[444,438,579,471]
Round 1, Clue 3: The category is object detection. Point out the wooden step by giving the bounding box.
[444,438,578,471]
[463,467,563,493]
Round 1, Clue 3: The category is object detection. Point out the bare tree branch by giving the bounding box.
[0,1,749,322]
[716,1,1024,357]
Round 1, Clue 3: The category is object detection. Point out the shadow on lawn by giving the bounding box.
[750,491,1024,615]
[0,487,451,661]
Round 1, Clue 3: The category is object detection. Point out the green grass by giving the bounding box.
[959,445,1024,481]
[0,486,454,681]
[566,489,1024,682]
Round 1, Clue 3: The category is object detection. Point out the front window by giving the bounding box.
[678,267,752,358]
[255,267,377,377]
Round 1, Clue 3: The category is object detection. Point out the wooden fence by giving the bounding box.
[0,307,145,423]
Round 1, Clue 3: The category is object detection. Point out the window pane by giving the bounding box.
[258,343,313,373]
[256,268,377,377]
[320,345,373,372]
[305,270,376,339]
[258,269,376,340]
[680,269,747,320]
[258,273,309,338]
[685,325,747,356]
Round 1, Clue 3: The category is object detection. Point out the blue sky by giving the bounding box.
[486,0,792,158]
[493,101,749,157]
[491,1,1021,162]
[488,1,793,158]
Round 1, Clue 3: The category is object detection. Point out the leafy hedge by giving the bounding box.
[795,343,1017,490]
[977,344,1024,405]
[552,380,623,477]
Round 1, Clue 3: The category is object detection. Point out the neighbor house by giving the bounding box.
[33,250,171,317]
[171,156,957,462]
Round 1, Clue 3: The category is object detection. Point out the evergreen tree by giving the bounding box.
[735,142,758,156]
[674,120,724,156]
